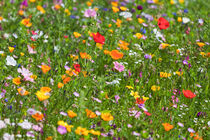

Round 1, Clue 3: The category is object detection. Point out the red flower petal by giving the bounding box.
[183,89,196,99]
[158,17,170,30]
[92,32,105,44]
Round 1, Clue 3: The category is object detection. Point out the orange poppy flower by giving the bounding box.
[67,110,77,118]
[40,87,51,93]
[110,50,123,60]
[101,112,114,121]
[85,109,97,118]
[13,77,21,85]
[32,112,44,121]
[162,123,174,131]
[58,82,64,88]
[63,77,71,84]
[17,88,29,96]
[41,65,51,74]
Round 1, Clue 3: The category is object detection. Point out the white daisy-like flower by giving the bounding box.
[0,120,7,129]
[18,120,32,130]
[119,12,132,18]
[6,56,17,66]
[182,17,190,23]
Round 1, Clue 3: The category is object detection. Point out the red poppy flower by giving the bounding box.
[144,111,151,116]
[136,98,145,104]
[92,32,105,44]
[74,64,81,73]
[182,89,196,99]
[158,17,170,30]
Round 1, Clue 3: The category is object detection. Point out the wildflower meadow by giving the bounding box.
[0,0,209,139]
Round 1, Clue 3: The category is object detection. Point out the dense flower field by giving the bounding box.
[0,0,209,139]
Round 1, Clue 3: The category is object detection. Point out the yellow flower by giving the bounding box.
[130,91,140,99]
[64,9,71,16]
[158,58,162,62]
[120,7,127,11]
[175,71,183,76]
[36,91,50,101]
[13,77,21,85]
[151,85,160,91]
[40,87,51,93]
[200,52,206,57]
[67,110,77,118]
[196,42,205,47]
[30,0,36,2]
[112,7,119,13]
[138,18,144,24]
[73,32,81,38]
[54,4,61,10]
[20,52,25,56]
[126,85,134,89]
[8,47,14,53]
[159,43,170,49]
[101,112,114,121]
[75,127,89,136]
[135,33,143,39]
[86,1,92,6]
[116,19,122,27]
[170,0,175,4]
[179,0,184,4]
[0,16,3,21]
[21,18,32,27]
[19,10,24,16]
[142,96,149,101]
[177,17,182,22]
[89,129,100,136]
[111,2,118,7]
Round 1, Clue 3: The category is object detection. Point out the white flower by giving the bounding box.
[4,119,10,125]
[0,120,7,129]
[6,56,17,66]
[182,17,190,24]
[3,133,14,140]
[119,12,132,18]
[18,120,32,130]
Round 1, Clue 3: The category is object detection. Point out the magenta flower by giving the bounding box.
[57,126,67,135]
[84,9,96,18]
[113,62,124,72]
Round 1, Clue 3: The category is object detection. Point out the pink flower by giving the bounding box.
[113,61,124,72]
[57,126,67,135]
[17,66,34,82]
[84,9,96,18]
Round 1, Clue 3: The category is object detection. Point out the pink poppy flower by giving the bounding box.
[113,61,124,72]
[84,9,96,18]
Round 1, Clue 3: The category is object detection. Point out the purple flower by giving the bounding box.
[137,5,143,10]
[139,72,142,78]
[144,54,152,59]
[115,95,120,103]
[84,9,96,18]
[183,60,188,65]
[57,126,67,135]
[113,62,124,72]
[21,0,28,7]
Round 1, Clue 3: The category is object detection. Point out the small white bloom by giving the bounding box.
[182,17,190,24]
[3,133,14,140]
[6,56,17,66]
[18,120,32,130]
[119,12,132,18]
[0,120,7,129]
